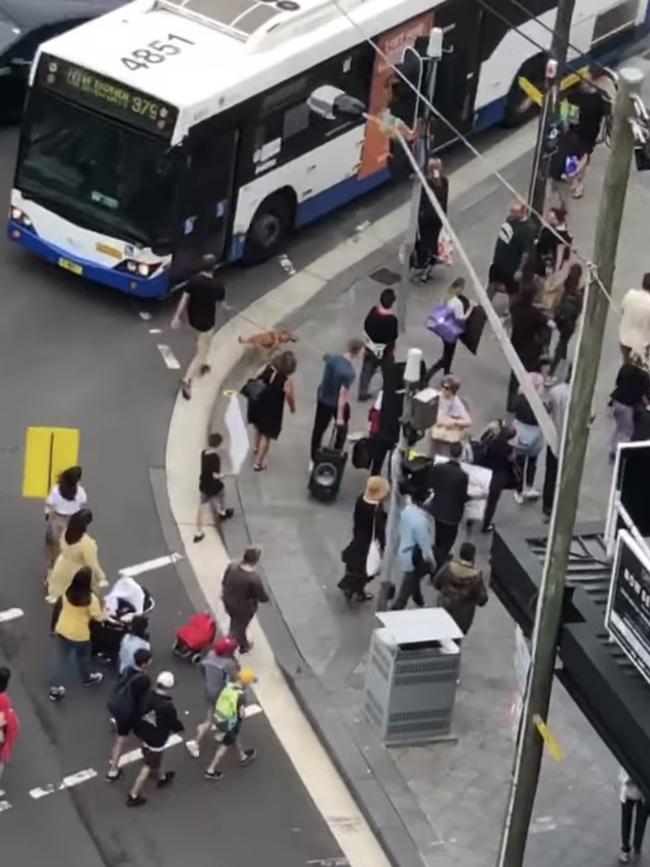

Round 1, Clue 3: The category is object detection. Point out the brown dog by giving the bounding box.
[238,330,298,352]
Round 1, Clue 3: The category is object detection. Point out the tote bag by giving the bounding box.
[365,508,383,577]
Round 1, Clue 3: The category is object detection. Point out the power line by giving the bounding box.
[501,0,614,83]
[473,0,615,101]
[327,0,616,309]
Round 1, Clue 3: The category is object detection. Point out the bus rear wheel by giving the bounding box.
[244,193,294,264]
[504,56,546,127]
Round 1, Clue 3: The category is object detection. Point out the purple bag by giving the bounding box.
[426,303,465,343]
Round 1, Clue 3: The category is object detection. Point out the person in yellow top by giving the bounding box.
[47,509,107,602]
[49,567,105,702]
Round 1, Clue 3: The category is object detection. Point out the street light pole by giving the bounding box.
[396,28,443,333]
[528,0,576,216]
[496,65,645,867]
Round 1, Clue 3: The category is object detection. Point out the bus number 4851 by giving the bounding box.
[121,34,195,71]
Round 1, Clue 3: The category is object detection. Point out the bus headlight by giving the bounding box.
[11,208,32,227]
[137,263,150,277]
[126,261,136,272]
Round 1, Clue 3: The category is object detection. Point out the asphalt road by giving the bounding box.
[0,108,522,864]
[0,120,366,866]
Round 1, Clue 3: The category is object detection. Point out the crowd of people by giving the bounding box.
[0,457,267,806]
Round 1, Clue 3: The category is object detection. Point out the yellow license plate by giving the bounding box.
[58,257,83,276]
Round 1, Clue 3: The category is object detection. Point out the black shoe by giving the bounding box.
[204,769,224,781]
[180,380,192,400]
[199,364,211,376]
[240,748,257,767]
[127,794,147,807]
[157,771,175,788]
[105,768,123,782]
[193,532,205,543]
[218,508,234,521]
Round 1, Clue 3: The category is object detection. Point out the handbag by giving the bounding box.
[241,378,267,402]
[365,508,383,577]
[432,422,462,444]
[459,305,487,355]
[426,303,464,344]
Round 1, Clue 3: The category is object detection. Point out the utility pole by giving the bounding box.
[497,66,645,867]
[396,28,443,333]
[528,0,576,217]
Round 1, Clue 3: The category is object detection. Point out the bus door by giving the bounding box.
[174,126,238,278]
[431,0,482,147]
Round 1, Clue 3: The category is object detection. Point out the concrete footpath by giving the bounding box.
[206,106,650,867]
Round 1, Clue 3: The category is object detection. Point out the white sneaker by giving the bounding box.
[523,488,540,500]
[186,740,200,759]
[513,491,524,505]
[619,851,630,863]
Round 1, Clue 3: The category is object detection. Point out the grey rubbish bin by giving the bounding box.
[363,609,463,745]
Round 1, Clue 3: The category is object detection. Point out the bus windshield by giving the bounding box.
[16,91,179,251]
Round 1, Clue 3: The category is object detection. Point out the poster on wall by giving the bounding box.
[357,11,433,180]
[605,529,650,686]
[604,440,650,556]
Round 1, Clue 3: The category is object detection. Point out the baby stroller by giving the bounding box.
[91,577,155,664]
[172,612,217,663]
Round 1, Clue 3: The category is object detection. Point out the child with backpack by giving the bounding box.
[204,668,257,781]
[185,637,239,759]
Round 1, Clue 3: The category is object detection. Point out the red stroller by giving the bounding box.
[172,613,217,663]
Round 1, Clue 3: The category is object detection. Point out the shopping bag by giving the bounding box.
[437,230,454,266]
[459,305,487,354]
[366,539,382,577]
[426,303,464,343]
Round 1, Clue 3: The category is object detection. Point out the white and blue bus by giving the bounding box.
[8,0,650,298]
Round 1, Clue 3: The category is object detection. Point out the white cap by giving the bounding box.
[156,671,175,689]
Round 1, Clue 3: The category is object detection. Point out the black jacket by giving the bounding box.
[427,460,468,526]
[134,690,184,749]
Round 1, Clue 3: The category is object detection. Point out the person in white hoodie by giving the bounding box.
[619,766,648,863]
[619,275,650,361]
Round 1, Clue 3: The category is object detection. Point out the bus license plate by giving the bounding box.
[58,257,83,276]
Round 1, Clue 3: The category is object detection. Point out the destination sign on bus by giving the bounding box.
[36,54,177,139]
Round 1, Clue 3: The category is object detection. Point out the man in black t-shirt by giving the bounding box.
[358,288,399,401]
[567,80,610,197]
[171,254,226,400]
[487,201,535,303]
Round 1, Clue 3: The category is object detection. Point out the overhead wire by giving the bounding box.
[327,0,617,309]
[475,0,616,100]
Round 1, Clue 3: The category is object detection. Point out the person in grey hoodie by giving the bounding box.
[434,542,488,635]
[185,636,240,759]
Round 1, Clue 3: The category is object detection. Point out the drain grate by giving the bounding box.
[369,267,400,286]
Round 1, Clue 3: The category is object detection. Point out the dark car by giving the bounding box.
[0,0,125,119]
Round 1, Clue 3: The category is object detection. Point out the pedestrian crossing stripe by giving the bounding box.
[22,427,80,499]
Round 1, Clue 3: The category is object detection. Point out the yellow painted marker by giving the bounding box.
[533,713,565,762]
[22,427,80,499]
[518,76,543,107]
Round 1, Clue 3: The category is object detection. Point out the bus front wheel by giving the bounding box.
[244,193,294,264]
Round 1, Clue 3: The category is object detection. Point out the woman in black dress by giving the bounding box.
[247,350,297,471]
[412,158,449,282]
[338,476,389,602]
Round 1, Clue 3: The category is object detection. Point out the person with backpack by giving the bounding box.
[106,648,152,781]
[127,671,184,807]
[204,668,257,781]
[433,542,488,636]
[186,637,239,759]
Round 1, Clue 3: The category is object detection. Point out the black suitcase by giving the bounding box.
[309,425,348,502]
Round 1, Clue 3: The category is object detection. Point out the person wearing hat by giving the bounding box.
[204,668,257,781]
[127,671,184,807]
[338,476,389,603]
[433,542,488,636]
[186,636,240,759]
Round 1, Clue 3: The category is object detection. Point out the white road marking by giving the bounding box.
[157,344,181,370]
[118,733,184,768]
[139,311,152,320]
[0,800,12,813]
[119,553,182,578]
[30,768,97,800]
[242,702,263,718]
[307,859,349,866]
[0,608,23,623]
[148,327,162,334]
[29,785,55,800]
